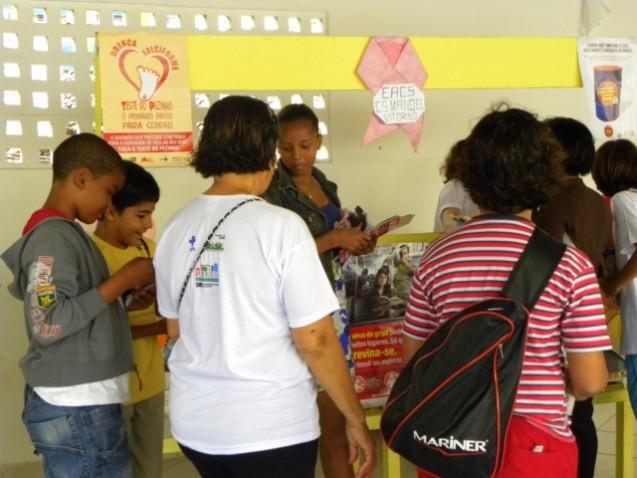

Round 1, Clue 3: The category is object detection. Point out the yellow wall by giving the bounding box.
[2,0,637,468]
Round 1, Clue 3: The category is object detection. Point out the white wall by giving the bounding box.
[2,0,637,467]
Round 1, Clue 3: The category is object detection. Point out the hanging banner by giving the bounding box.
[98,33,193,166]
[578,37,637,141]
[356,37,428,152]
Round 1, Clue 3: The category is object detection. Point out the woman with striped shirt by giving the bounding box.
[403,106,610,478]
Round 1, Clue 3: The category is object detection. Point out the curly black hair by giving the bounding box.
[544,117,595,176]
[191,96,278,178]
[456,105,563,214]
[53,133,123,180]
[440,139,468,182]
[592,139,637,197]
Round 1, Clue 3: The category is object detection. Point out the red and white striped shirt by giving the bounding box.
[404,216,611,440]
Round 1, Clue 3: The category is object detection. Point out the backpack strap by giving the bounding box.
[501,227,566,308]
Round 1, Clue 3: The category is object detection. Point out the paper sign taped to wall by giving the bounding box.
[578,37,637,141]
[97,33,193,166]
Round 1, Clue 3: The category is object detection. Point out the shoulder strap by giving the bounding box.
[139,238,151,257]
[177,197,261,309]
[501,227,566,308]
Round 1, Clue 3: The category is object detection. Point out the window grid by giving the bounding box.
[191,92,330,162]
[1,2,328,168]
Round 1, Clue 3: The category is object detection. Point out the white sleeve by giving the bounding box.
[438,180,466,212]
[278,229,339,329]
[154,228,179,319]
[434,180,467,231]
[612,192,637,256]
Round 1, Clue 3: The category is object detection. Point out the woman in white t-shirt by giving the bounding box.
[433,139,480,232]
[592,138,637,419]
[154,96,375,478]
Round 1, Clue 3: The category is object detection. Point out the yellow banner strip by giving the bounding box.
[187,36,580,91]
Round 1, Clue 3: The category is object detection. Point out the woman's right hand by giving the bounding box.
[345,418,377,478]
[332,228,375,255]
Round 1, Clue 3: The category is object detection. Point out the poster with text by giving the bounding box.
[578,37,637,141]
[351,321,403,408]
[98,33,193,166]
[343,241,429,407]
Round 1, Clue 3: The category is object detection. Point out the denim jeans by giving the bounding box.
[626,354,637,418]
[22,386,132,478]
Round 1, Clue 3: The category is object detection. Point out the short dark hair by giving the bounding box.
[278,104,319,132]
[592,139,637,197]
[52,133,123,180]
[440,139,467,182]
[111,161,160,213]
[192,96,278,178]
[457,106,562,214]
[544,117,595,176]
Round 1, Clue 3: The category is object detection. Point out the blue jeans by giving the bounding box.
[626,354,637,418]
[22,386,131,478]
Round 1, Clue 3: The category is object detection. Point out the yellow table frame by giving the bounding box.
[592,382,634,478]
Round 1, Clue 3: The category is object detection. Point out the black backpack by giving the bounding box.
[380,228,565,478]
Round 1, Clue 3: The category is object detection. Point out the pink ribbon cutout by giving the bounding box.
[356,37,427,152]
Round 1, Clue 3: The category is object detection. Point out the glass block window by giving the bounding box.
[191,91,331,162]
[0,3,328,168]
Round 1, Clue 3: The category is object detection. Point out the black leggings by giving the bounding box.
[571,398,597,478]
[179,439,319,478]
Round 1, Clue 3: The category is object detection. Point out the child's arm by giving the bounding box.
[600,247,637,297]
[130,318,167,340]
[97,257,154,304]
[23,234,154,345]
[166,319,180,339]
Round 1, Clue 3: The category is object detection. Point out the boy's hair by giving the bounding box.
[52,133,123,180]
[111,161,160,213]
[457,105,562,214]
[592,139,637,197]
[544,117,595,176]
[278,104,319,133]
[440,139,468,182]
[192,96,278,178]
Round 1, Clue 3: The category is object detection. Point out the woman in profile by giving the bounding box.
[263,104,374,478]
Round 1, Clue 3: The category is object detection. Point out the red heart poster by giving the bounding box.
[98,33,193,166]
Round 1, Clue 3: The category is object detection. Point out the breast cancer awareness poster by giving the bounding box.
[98,33,193,166]
[356,37,427,152]
[578,37,637,141]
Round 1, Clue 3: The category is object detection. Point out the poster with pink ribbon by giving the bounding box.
[98,33,193,166]
[357,37,427,151]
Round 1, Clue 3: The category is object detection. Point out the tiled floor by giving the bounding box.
[2,403,635,477]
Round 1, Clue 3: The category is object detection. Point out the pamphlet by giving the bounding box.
[339,213,415,265]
